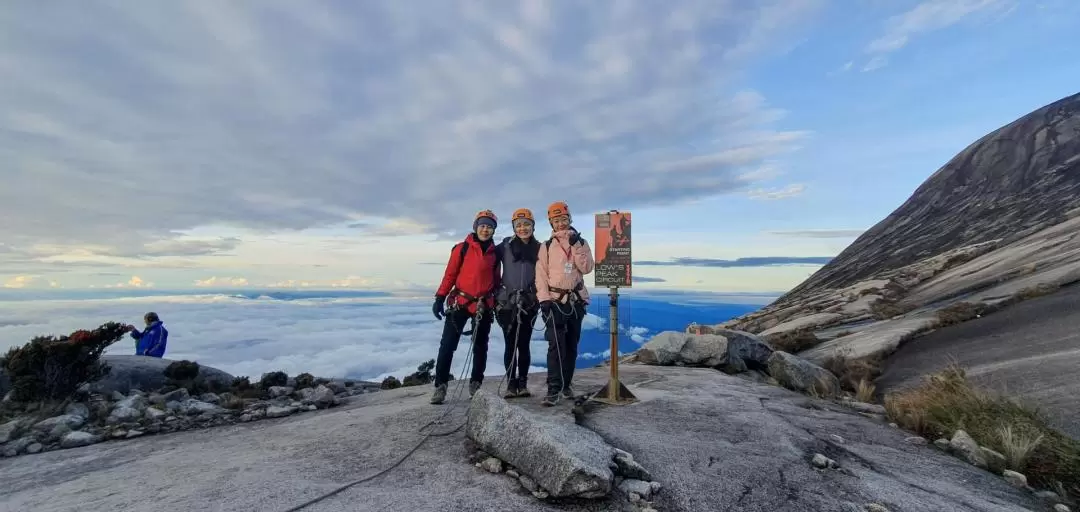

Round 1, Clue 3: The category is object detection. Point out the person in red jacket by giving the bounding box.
[429,209,501,404]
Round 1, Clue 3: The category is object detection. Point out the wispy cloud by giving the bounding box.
[194,276,250,287]
[747,183,806,200]
[766,229,865,238]
[860,0,1016,71]
[636,256,833,268]
[0,1,821,263]
[632,276,667,283]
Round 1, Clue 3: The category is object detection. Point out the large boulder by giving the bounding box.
[766,351,841,396]
[637,330,774,372]
[466,390,614,498]
[89,356,235,395]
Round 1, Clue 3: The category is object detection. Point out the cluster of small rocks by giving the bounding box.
[925,429,1073,512]
[0,379,376,458]
[467,446,662,510]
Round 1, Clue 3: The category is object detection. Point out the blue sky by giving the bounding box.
[2,0,1078,294]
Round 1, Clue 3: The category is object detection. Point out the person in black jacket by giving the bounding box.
[493,208,541,398]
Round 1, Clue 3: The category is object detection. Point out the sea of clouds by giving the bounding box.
[0,290,661,384]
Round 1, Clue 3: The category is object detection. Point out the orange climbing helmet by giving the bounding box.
[547,201,570,221]
[511,208,534,224]
[473,209,497,230]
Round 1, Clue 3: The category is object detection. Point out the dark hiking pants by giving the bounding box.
[434,308,492,387]
[543,301,585,395]
[497,307,536,387]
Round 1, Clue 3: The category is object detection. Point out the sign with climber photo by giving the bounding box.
[594,211,632,288]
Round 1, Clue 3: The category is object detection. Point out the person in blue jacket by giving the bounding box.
[126,312,168,358]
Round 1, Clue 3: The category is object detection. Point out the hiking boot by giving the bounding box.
[561,385,574,399]
[430,384,447,405]
[469,380,482,397]
[503,382,519,399]
[517,381,532,398]
[541,393,559,407]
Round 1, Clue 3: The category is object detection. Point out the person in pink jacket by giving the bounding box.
[535,201,594,406]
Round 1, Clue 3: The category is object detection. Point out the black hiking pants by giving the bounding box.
[434,308,492,387]
[542,301,586,395]
[496,306,537,387]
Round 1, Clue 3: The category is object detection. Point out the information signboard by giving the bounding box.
[593,211,632,288]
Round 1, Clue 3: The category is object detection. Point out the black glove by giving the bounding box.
[568,229,584,247]
[432,295,446,320]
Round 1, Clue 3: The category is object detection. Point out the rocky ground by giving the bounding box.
[0,356,380,459]
[0,356,1064,512]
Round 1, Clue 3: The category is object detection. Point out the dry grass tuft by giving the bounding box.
[763,328,821,353]
[933,301,988,327]
[870,299,916,320]
[821,351,883,397]
[854,379,877,403]
[883,363,1080,496]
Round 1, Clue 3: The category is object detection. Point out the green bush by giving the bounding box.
[401,359,435,387]
[294,372,315,390]
[162,360,206,394]
[0,322,128,402]
[380,376,401,389]
[258,371,288,390]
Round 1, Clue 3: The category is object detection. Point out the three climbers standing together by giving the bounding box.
[429,201,594,407]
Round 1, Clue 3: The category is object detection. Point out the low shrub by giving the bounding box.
[258,371,288,390]
[0,322,128,402]
[381,376,401,389]
[401,359,435,387]
[294,372,316,390]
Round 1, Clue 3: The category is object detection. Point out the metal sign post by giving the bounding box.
[590,210,637,406]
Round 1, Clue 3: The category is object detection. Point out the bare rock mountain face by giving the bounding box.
[782,91,1080,305]
[696,92,1080,439]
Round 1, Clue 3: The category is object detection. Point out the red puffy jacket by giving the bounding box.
[437,234,500,314]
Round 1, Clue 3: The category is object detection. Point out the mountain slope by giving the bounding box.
[779,92,1080,306]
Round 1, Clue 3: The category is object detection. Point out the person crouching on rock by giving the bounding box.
[494,208,542,399]
[430,209,500,405]
[535,201,594,406]
[126,311,169,358]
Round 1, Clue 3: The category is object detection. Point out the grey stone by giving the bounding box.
[298,385,337,409]
[88,355,234,395]
[64,403,90,419]
[1002,470,1027,488]
[717,329,775,372]
[59,431,101,449]
[162,388,190,403]
[466,390,614,499]
[265,406,296,418]
[617,478,654,499]
[268,386,294,398]
[612,448,652,481]
[766,351,840,396]
[637,332,728,367]
[33,414,85,432]
[107,406,142,424]
[949,430,986,468]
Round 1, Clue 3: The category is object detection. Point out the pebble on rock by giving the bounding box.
[1001,469,1027,488]
[811,453,837,469]
[865,504,889,512]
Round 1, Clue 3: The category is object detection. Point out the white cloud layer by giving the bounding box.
[0,0,820,259]
[0,293,660,384]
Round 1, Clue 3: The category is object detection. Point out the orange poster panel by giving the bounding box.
[593,211,632,288]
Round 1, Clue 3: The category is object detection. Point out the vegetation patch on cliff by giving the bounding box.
[884,364,1080,498]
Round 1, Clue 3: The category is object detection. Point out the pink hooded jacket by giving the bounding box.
[536,229,595,304]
